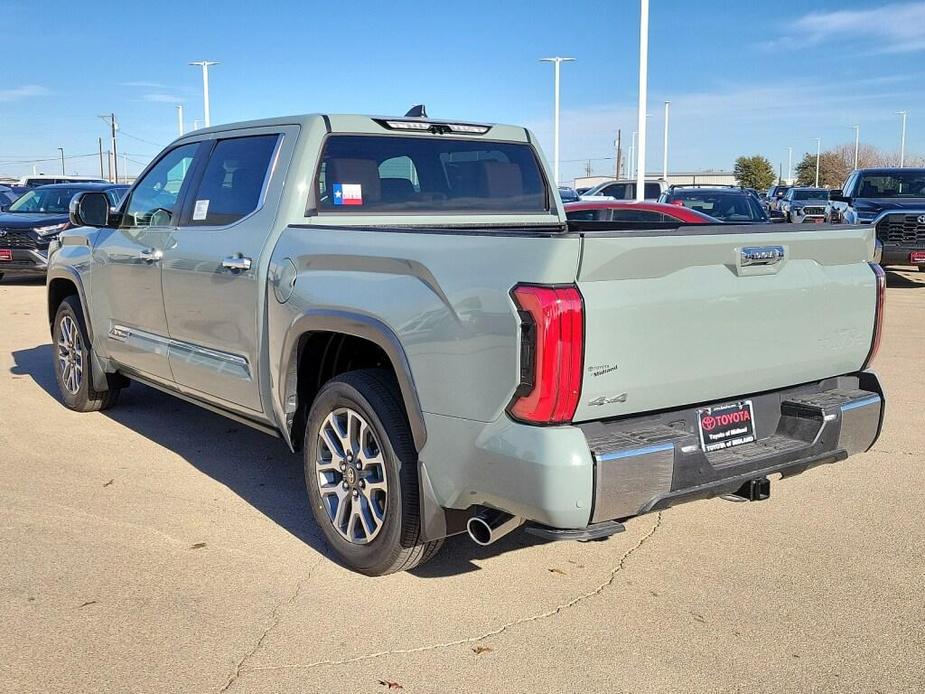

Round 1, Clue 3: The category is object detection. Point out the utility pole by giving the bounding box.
[540,57,575,185]
[898,111,907,167]
[585,160,592,177]
[662,101,670,181]
[814,137,821,187]
[193,119,200,131]
[787,147,792,184]
[850,125,860,169]
[98,138,105,179]
[177,104,184,136]
[615,129,622,179]
[99,114,119,183]
[57,148,65,175]
[779,161,783,185]
[106,150,112,182]
[635,0,650,200]
[190,60,220,128]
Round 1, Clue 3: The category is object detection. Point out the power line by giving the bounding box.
[119,130,164,148]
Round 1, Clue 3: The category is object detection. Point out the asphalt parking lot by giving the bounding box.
[1,272,923,694]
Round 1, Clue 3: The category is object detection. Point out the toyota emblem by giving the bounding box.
[0,230,7,237]
[917,214,925,225]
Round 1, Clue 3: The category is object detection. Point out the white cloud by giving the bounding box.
[142,93,186,103]
[121,81,168,88]
[0,85,49,102]
[786,2,925,53]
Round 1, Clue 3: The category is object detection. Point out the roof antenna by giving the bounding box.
[404,104,428,118]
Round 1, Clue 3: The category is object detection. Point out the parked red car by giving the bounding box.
[564,200,719,224]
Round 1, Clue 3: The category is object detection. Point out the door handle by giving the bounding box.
[139,248,163,263]
[222,254,252,272]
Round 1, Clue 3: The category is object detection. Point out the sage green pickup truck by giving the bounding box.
[47,111,885,575]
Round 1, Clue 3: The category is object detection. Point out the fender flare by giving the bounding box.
[278,309,427,452]
[46,266,109,392]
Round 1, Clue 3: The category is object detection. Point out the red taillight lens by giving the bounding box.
[863,262,886,369]
[508,284,584,424]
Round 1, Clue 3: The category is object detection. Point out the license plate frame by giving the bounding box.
[910,250,925,264]
[0,248,12,262]
[698,400,756,453]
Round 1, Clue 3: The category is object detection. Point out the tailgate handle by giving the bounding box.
[740,246,785,267]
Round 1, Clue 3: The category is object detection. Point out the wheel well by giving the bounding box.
[47,278,79,328]
[292,332,399,450]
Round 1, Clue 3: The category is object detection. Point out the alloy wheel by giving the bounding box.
[57,314,84,395]
[315,407,389,544]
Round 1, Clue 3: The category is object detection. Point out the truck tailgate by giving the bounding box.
[574,225,878,422]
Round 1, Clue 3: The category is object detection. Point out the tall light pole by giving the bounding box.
[630,130,637,178]
[814,137,821,187]
[177,104,184,136]
[898,111,907,167]
[540,57,575,185]
[190,60,219,127]
[662,100,670,181]
[57,148,65,175]
[849,125,860,170]
[787,147,792,184]
[635,0,650,200]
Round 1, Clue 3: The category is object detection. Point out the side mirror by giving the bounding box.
[69,191,111,227]
[0,204,8,212]
[828,189,848,203]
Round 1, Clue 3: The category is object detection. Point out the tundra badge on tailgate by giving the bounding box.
[740,246,785,266]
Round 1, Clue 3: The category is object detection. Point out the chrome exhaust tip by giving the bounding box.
[466,510,523,546]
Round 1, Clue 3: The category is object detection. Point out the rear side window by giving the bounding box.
[315,135,549,214]
[599,183,626,199]
[644,182,661,199]
[565,209,608,221]
[187,135,279,226]
[611,209,664,222]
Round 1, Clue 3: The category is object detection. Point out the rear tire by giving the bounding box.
[304,369,442,575]
[52,296,121,412]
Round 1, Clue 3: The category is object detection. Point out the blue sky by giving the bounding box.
[1,0,924,183]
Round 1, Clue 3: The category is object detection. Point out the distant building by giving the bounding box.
[573,170,738,190]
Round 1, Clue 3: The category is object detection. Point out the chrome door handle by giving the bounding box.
[222,254,252,272]
[139,248,163,263]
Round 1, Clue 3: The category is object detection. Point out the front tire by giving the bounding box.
[52,296,121,412]
[304,369,442,575]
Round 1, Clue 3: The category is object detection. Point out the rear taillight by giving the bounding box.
[508,284,584,424]
[863,262,886,369]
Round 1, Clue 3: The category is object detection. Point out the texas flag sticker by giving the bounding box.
[333,183,363,206]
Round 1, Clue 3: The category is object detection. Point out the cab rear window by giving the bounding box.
[314,135,549,214]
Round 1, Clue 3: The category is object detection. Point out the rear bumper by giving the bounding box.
[421,372,884,539]
[0,248,48,275]
[581,372,883,523]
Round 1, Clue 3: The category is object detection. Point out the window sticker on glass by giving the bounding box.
[333,183,363,206]
[193,199,210,220]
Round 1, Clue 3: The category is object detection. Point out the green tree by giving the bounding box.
[734,155,776,190]
[794,151,844,187]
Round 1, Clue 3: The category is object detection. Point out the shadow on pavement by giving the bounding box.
[0,275,46,286]
[885,269,924,289]
[9,344,549,577]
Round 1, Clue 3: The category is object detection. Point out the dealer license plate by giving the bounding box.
[0,249,12,261]
[698,400,756,453]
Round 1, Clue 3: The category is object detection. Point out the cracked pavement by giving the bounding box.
[1,271,924,693]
